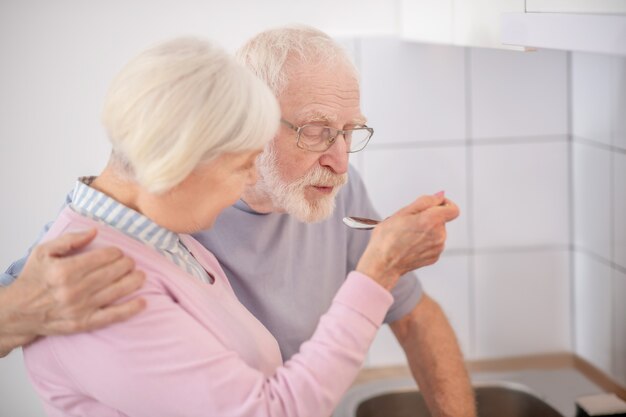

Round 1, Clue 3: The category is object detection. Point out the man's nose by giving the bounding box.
[318,132,349,174]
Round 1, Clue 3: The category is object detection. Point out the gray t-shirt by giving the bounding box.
[3,166,422,360]
[192,166,422,360]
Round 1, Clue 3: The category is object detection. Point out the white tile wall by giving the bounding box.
[574,252,613,375]
[417,255,472,357]
[474,250,570,359]
[469,48,568,139]
[356,38,576,368]
[611,56,626,151]
[472,142,569,249]
[615,152,626,269]
[356,38,623,387]
[359,39,466,143]
[572,53,614,146]
[569,51,626,389]
[573,143,612,260]
[613,269,626,386]
[348,154,365,177]
[362,147,469,249]
[368,324,407,367]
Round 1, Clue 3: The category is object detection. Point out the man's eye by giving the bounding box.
[301,126,326,137]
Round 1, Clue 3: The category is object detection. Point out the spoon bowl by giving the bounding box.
[342,216,381,230]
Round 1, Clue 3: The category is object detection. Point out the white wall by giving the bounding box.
[570,52,626,386]
[355,40,626,392]
[352,39,572,366]
[0,2,398,415]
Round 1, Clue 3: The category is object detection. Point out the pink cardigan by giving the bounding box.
[24,208,393,417]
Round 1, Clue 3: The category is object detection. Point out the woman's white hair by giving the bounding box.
[102,37,280,194]
[235,25,358,97]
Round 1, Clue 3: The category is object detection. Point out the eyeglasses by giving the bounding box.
[280,119,374,153]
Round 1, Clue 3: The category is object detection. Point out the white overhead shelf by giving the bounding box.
[501,12,626,56]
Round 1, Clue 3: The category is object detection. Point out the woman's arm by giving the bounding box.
[25,271,392,417]
[0,230,145,357]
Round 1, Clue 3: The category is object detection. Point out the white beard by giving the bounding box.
[255,143,348,223]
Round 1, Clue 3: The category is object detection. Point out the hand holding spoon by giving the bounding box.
[343,193,450,230]
[342,216,382,230]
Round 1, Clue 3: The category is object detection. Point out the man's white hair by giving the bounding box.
[102,37,280,194]
[235,25,358,97]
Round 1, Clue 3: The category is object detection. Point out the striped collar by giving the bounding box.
[70,177,179,252]
[69,177,212,284]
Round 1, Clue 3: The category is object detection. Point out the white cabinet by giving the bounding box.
[399,0,525,50]
[501,0,626,56]
[399,0,626,53]
[526,0,626,13]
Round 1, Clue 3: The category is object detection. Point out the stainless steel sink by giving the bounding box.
[355,383,564,417]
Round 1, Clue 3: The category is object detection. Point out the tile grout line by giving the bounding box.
[566,51,577,357]
[574,246,626,275]
[464,46,477,359]
[611,149,617,378]
[441,245,573,257]
[609,58,617,377]
[367,134,570,150]
[572,135,626,154]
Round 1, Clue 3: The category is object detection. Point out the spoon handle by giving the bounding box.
[342,216,381,230]
[344,201,450,230]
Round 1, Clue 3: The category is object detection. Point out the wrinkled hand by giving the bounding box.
[356,193,459,290]
[2,229,145,348]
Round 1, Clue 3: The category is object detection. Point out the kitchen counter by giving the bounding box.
[334,353,626,417]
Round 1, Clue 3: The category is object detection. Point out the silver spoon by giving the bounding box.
[344,202,450,230]
[342,216,381,230]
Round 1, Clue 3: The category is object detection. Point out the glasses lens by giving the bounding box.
[299,125,332,151]
[348,128,372,153]
[297,125,372,152]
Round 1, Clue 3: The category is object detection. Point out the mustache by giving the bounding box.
[303,166,348,188]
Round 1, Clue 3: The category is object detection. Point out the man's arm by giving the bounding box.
[390,293,476,417]
[0,229,145,357]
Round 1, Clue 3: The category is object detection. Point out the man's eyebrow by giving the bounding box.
[296,110,367,126]
[296,110,337,124]
[352,116,367,125]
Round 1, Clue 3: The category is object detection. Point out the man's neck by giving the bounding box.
[240,185,283,214]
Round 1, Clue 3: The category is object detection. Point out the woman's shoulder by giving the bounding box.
[45,207,170,279]
[45,208,140,250]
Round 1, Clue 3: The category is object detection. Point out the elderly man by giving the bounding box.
[2,26,475,416]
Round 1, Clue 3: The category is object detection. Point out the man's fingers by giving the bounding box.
[84,298,147,332]
[395,193,446,216]
[61,246,126,277]
[76,256,137,296]
[433,199,460,222]
[90,270,146,309]
[42,229,98,257]
[42,270,146,335]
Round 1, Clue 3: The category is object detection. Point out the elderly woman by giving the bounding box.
[22,37,415,417]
